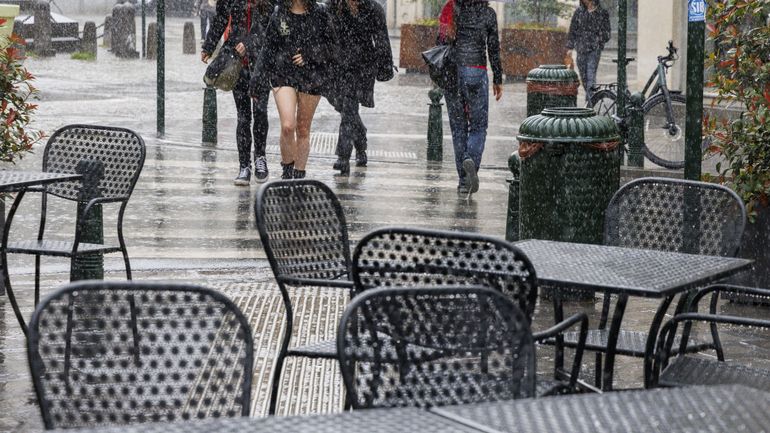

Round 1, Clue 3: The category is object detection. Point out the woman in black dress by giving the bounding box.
[252,0,337,179]
[329,0,392,175]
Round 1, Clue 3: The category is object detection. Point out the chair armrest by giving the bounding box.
[280,276,354,289]
[533,312,589,390]
[689,284,770,312]
[654,313,770,385]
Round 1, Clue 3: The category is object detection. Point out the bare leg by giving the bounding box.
[273,87,299,164]
[294,92,321,170]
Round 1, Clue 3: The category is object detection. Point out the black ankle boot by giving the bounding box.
[292,169,306,179]
[355,150,367,167]
[333,158,350,175]
[281,161,294,180]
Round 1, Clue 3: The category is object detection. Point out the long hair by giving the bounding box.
[282,0,315,12]
[252,0,272,15]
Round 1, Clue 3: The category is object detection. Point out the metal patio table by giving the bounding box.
[0,170,82,335]
[514,239,753,391]
[431,385,770,433]
[52,407,481,433]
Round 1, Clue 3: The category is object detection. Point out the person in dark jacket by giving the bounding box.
[328,0,392,175]
[201,0,273,185]
[439,0,502,196]
[566,0,611,102]
[251,0,337,179]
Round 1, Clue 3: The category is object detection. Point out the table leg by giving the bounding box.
[2,190,28,336]
[642,294,679,388]
[601,293,628,391]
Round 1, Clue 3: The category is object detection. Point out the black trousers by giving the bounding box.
[233,69,269,169]
[335,99,367,160]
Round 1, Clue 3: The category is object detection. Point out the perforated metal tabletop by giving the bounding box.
[431,385,770,433]
[515,240,752,297]
[53,407,482,433]
[0,170,82,192]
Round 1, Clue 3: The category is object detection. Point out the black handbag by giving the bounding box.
[204,44,243,92]
[422,43,456,89]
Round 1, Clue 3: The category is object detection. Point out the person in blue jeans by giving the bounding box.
[439,0,503,196]
[566,0,611,103]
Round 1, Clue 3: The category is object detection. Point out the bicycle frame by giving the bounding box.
[641,61,678,133]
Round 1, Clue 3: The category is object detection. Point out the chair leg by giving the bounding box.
[122,247,132,280]
[2,260,28,336]
[34,255,41,306]
[268,352,288,415]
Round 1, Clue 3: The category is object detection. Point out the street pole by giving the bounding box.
[685,0,706,181]
[141,0,146,58]
[157,0,165,138]
[616,0,627,125]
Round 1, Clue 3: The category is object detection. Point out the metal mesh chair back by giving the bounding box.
[604,178,746,257]
[351,227,538,319]
[338,286,536,409]
[27,282,254,430]
[42,125,146,201]
[255,180,352,284]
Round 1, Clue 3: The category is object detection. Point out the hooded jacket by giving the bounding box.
[566,4,611,53]
[327,0,391,108]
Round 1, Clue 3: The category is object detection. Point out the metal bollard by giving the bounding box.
[505,152,520,242]
[71,160,104,281]
[202,86,217,144]
[33,0,54,57]
[146,22,157,60]
[427,87,443,162]
[626,91,645,167]
[182,21,196,54]
[82,21,97,57]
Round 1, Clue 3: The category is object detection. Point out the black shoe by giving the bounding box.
[457,183,470,195]
[463,159,479,194]
[355,150,367,167]
[233,167,251,186]
[281,161,294,180]
[333,158,350,175]
[293,169,306,179]
[255,156,269,183]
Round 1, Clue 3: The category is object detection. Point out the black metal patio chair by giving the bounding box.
[352,226,588,396]
[2,125,146,333]
[550,177,746,388]
[653,285,770,392]
[338,286,536,409]
[254,179,353,415]
[27,281,254,430]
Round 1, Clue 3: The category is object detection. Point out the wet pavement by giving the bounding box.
[0,16,767,433]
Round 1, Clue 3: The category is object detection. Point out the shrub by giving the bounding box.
[0,21,42,163]
[703,0,770,217]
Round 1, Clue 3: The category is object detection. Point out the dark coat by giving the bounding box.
[202,0,248,54]
[452,1,502,85]
[566,5,611,53]
[328,0,392,108]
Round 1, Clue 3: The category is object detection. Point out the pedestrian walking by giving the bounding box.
[439,0,502,196]
[566,0,611,102]
[251,0,337,179]
[196,0,217,44]
[202,0,273,186]
[328,0,393,175]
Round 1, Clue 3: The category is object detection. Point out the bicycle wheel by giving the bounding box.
[588,89,617,117]
[642,93,687,169]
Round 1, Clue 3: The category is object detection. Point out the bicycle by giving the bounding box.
[589,41,687,169]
